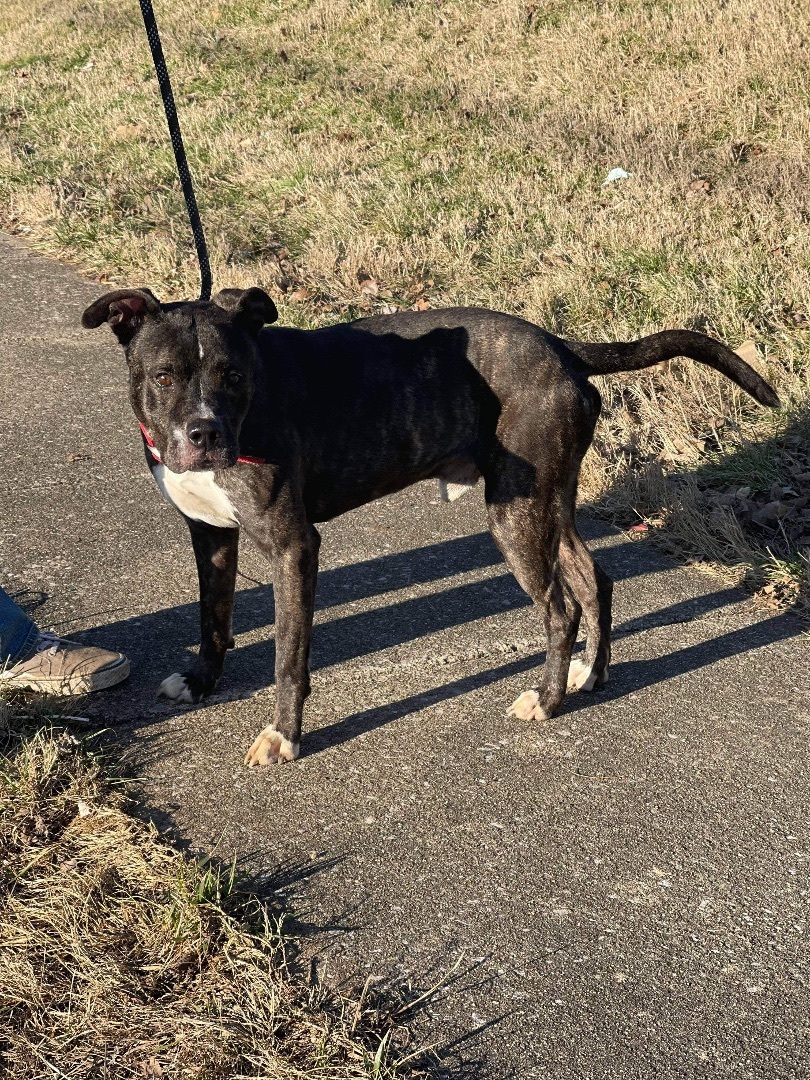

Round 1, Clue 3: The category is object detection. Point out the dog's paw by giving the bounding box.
[567,658,609,692]
[244,726,300,767]
[157,663,221,704]
[157,672,196,703]
[567,658,597,692]
[507,689,551,722]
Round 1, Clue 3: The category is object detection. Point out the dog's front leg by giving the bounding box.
[244,523,320,765]
[158,518,239,703]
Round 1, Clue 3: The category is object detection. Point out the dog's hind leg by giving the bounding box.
[485,482,580,723]
[158,518,240,703]
[558,526,612,692]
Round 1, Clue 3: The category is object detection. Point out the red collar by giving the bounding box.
[138,421,265,464]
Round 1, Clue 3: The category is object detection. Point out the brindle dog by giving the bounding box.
[83,288,779,764]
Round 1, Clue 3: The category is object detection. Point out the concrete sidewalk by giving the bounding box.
[1,232,808,1079]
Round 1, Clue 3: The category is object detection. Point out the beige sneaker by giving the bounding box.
[0,632,130,696]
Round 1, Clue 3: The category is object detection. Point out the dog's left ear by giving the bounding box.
[82,288,162,345]
[213,287,278,333]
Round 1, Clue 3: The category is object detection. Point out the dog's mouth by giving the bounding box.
[165,439,239,473]
[180,448,239,472]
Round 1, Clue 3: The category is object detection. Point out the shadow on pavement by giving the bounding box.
[304,607,799,756]
[80,525,676,660]
[78,523,805,746]
[76,510,804,1078]
[121,800,503,1080]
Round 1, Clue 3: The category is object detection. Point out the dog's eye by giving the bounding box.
[226,369,242,386]
[155,372,173,388]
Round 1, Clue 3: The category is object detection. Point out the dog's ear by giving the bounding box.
[213,287,278,333]
[82,288,162,345]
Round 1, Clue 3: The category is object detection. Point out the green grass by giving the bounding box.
[699,442,784,491]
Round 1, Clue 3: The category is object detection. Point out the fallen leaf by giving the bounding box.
[689,178,712,194]
[628,522,649,533]
[412,296,431,311]
[542,251,573,269]
[357,272,378,296]
[289,287,311,302]
[751,500,791,524]
[734,340,760,366]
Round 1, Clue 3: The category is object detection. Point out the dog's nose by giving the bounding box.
[186,418,223,451]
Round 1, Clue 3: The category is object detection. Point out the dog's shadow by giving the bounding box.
[79,519,803,750]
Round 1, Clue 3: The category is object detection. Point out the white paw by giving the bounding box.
[567,658,609,691]
[157,672,194,703]
[244,726,300,766]
[507,689,551,722]
[567,658,597,692]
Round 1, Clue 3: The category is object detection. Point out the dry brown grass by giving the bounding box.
[0,0,808,601]
[0,706,422,1079]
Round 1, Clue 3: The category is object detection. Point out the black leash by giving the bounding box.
[138,0,212,301]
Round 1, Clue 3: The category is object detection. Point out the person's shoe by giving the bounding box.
[0,632,130,696]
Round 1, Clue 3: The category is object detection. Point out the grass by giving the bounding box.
[0,699,425,1079]
[0,0,808,607]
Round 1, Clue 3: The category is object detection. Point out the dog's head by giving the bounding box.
[82,287,277,472]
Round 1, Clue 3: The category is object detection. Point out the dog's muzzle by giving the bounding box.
[179,419,239,470]
[138,420,264,470]
[187,417,225,456]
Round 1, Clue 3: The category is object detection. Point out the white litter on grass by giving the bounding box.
[602,167,632,186]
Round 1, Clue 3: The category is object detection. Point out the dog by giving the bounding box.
[82,288,779,765]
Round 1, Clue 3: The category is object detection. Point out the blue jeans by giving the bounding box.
[0,586,40,666]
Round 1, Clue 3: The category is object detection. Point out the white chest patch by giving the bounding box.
[153,464,239,528]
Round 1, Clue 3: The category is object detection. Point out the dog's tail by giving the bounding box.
[564,329,780,407]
